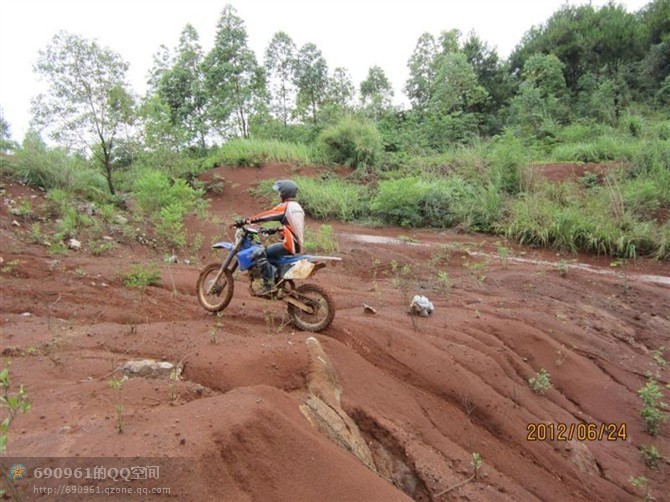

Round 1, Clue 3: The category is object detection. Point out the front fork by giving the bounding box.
[207,247,239,295]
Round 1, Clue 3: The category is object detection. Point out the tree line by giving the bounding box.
[0,1,668,193]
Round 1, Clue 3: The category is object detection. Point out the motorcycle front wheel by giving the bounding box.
[196,263,234,312]
[287,284,335,332]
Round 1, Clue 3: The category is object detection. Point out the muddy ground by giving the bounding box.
[1,164,669,501]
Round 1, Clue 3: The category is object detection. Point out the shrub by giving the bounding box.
[11,132,108,195]
[371,176,478,228]
[122,264,161,288]
[133,169,206,249]
[529,368,552,394]
[318,118,383,169]
[638,377,669,436]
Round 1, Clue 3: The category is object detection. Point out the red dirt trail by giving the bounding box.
[1,164,669,501]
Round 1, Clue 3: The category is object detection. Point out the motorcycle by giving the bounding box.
[196,225,341,332]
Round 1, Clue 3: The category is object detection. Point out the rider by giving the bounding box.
[239,179,305,296]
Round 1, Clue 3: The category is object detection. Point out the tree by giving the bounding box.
[264,31,297,127]
[204,4,265,138]
[405,33,439,111]
[0,107,16,152]
[154,24,210,149]
[327,67,356,112]
[293,43,329,125]
[462,32,513,133]
[31,31,135,194]
[508,54,569,135]
[360,65,394,119]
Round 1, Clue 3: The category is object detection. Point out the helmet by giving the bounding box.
[272,179,298,200]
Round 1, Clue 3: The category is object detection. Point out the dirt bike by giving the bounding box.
[196,225,341,332]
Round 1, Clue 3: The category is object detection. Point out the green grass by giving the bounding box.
[204,139,319,168]
[253,175,370,222]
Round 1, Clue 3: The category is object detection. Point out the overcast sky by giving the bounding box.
[0,0,651,141]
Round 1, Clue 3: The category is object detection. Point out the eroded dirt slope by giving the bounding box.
[1,165,669,501]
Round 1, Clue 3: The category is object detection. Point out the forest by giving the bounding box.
[0,0,668,259]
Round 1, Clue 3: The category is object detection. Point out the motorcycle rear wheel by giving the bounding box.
[287,283,335,332]
[196,263,234,312]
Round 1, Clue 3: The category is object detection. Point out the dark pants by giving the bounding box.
[263,243,290,284]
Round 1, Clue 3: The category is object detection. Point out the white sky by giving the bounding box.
[0,0,651,141]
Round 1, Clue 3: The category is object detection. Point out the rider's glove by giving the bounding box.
[231,219,247,228]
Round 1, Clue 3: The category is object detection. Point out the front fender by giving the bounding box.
[212,241,234,250]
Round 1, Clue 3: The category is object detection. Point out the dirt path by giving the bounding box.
[1,166,669,501]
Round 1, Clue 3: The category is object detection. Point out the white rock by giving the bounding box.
[68,238,81,250]
[409,295,434,317]
[121,359,181,379]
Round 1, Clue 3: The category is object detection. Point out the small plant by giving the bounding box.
[638,377,668,436]
[398,235,419,244]
[436,452,483,497]
[497,245,511,268]
[651,347,667,367]
[88,240,116,256]
[529,368,553,395]
[168,367,180,402]
[640,445,661,469]
[629,475,654,502]
[29,222,45,245]
[556,260,569,277]
[108,375,127,433]
[14,199,33,217]
[471,452,482,479]
[47,242,68,255]
[123,264,161,288]
[555,344,567,366]
[0,259,20,274]
[208,322,223,344]
[436,271,452,293]
[0,363,31,453]
[430,245,451,267]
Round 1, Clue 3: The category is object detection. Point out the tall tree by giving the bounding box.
[293,43,329,125]
[328,67,355,111]
[462,32,513,129]
[154,24,209,148]
[508,54,569,134]
[360,65,394,119]
[264,31,297,127]
[405,33,439,111]
[31,31,134,194]
[204,4,265,138]
[0,107,16,152]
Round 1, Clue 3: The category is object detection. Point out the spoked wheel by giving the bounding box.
[287,284,335,332]
[196,263,234,312]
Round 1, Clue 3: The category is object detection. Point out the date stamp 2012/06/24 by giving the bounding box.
[527,422,627,442]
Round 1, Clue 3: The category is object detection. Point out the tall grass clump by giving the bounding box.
[9,132,108,196]
[371,176,478,228]
[317,117,383,169]
[252,176,369,222]
[499,180,665,258]
[204,139,317,168]
[486,133,532,194]
[551,136,636,163]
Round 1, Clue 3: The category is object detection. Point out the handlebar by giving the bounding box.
[232,222,280,235]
